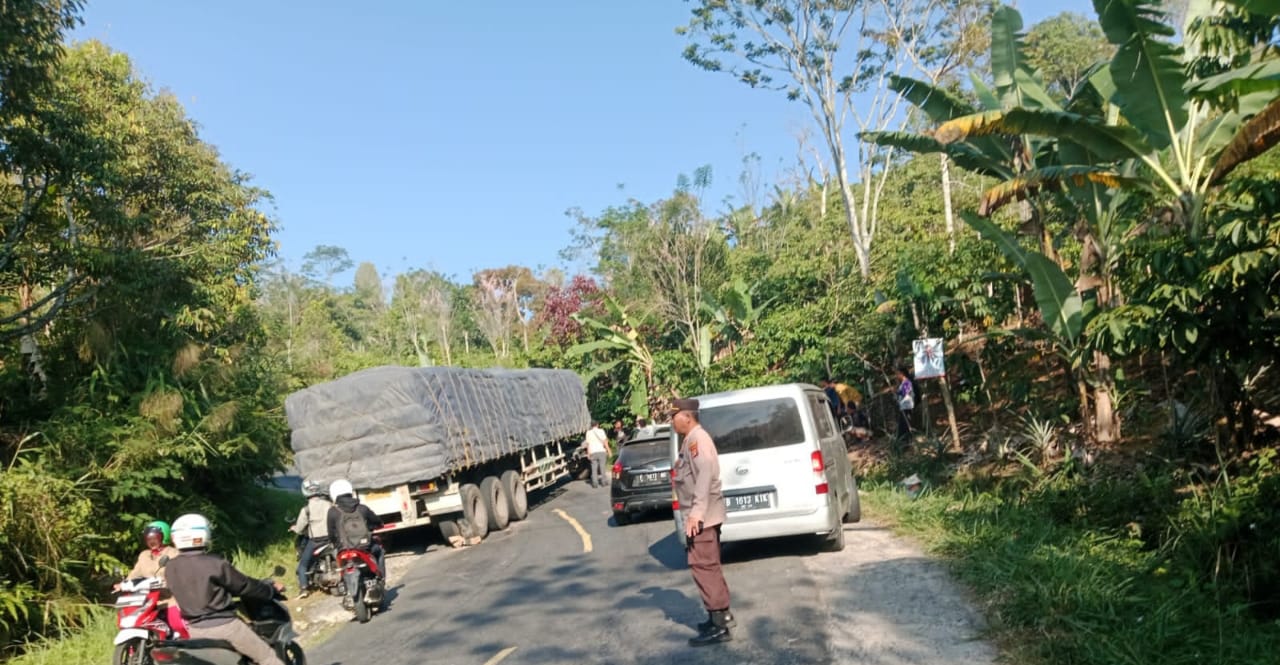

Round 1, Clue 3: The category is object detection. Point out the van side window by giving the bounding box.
[810,395,837,438]
[700,398,806,454]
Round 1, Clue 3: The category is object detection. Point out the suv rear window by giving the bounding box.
[619,438,669,465]
[700,397,805,454]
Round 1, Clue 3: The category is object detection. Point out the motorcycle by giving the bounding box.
[337,545,385,623]
[295,536,344,596]
[149,568,305,665]
[113,573,187,665]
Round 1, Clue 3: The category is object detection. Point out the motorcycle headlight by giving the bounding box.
[119,615,138,628]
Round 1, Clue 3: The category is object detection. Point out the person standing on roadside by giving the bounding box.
[611,419,628,446]
[670,397,734,647]
[895,365,916,443]
[582,421,611,488]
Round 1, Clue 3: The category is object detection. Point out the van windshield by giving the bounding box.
[699,397,805,454]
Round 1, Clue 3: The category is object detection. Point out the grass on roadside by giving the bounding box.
[862,465,1280,665]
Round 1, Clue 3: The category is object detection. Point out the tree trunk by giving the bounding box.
[1092,350,1120,444]
[941,153,955,255]
[1076,375,1094,447]
[17,283,48,395]
[834,152,871,279]
[939,375,961,451]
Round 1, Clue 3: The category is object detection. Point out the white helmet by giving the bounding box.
[171,513,212,550]
[302,479,326,498]
[328,479,354,501]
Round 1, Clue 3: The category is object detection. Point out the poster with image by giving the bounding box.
[913,337,945,380]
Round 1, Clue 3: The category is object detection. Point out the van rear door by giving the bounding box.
[698,396,821,521]
[806,390,850,510]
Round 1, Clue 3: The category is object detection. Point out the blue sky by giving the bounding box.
[74,1,1093,287]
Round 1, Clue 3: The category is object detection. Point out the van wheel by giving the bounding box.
[502,470,529,521]
[481,476,511,531]
[460,484,489,540]
[843,476,862,524]
[823,522,847,552]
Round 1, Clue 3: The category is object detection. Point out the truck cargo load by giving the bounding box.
[285,366,590,489]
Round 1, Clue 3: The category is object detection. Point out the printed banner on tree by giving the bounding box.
[913,338,945,380]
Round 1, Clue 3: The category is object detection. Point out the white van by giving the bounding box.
[671,383,860,550]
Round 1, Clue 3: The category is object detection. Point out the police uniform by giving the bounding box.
[672,398,732,637]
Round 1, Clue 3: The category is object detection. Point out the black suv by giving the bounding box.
[610,425,674,525]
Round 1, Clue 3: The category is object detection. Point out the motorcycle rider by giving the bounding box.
[289,479,332,598]
[114,520,185,633]
[164,513,287,665]
[325,479,385,579]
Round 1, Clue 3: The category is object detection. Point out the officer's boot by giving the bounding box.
[696,609,736,633]
[688,610,733,647]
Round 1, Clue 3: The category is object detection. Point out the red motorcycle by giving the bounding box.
[337,546,386,623]
[112,574,188,664]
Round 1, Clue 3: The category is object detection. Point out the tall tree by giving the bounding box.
[390,269,456,366]
[0,0,82,117]
[471,266,543,359]
[1024,12,1116,96]
[352,262,385,310]
[300,244,353,284]
[679,0,957,278]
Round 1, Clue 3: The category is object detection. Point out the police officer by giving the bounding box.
[670,397,734,647]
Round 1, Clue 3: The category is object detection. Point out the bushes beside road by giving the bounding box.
[862,449,1280,665]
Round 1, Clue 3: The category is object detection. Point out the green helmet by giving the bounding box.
[143,520,171,546]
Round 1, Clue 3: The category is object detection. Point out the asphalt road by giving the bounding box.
[305,479,996,665]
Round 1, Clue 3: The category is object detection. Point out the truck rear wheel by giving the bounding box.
[438,519,462,545]
[481,476,511,531]
[460,483,489,540]
[501,470,528,521]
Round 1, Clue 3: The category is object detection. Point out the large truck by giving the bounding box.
[284,366,589,545]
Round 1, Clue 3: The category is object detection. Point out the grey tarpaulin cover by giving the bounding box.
[285,366,590,489]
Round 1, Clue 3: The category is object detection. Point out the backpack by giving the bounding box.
[337,506,371,549]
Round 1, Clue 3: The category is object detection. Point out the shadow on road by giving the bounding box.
[624,586,701,628]
[648,531,687,571]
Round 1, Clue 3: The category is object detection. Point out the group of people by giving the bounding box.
[822,370,919,443]
[116,477,384,665]
[288,478,386,599]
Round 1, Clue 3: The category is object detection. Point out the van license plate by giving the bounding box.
[726,491,774,512]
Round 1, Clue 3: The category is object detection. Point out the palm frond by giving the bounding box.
[1209,96,1280,184]
[977,166,1146,216]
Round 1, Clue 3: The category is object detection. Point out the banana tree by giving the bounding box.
[868,1,1280,444]
[942,1,1280,238]
[566,295,656,418]
[699,277,775,363]
[863,6,1073,262]
[864,5,1127,442]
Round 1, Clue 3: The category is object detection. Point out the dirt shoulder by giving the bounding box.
[810,517,997,665]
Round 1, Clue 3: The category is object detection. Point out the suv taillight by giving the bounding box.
[612,461,622,480]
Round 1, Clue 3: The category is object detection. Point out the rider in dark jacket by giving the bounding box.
[325,479,386,579]
[165,513,286,665]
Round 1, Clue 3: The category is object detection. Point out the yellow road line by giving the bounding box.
[482,646,518,665]
[553,509,593,553]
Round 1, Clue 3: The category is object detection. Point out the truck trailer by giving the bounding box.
[284,366,589,544]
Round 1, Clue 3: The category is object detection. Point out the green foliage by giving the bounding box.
[865,453,1280,664]
[1024,12,1115,96]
